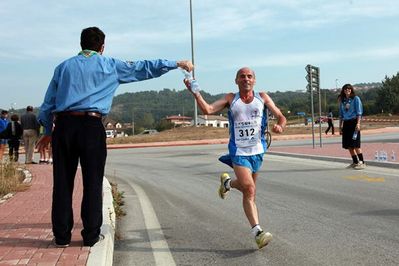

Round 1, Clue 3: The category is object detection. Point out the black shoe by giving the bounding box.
[83,234,105,247]
[51,238,70,248]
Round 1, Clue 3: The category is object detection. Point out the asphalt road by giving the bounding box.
[106,145,399,266]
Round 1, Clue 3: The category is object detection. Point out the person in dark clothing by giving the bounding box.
[20,106,40,164]
[5,114,23,162]
[338,84,365,170]
[36,26,193,247]
[325,108,335,135]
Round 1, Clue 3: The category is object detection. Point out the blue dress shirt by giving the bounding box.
[38,52,178,135]
[339,96,363,121]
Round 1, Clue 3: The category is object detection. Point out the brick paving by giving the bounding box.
[0,165,89,266]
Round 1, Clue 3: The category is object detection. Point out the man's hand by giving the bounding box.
[36,135,52,153]
[272,124,284,134]
[177,60,194,72]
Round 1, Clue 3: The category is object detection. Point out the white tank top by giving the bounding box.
[228,92,268,156]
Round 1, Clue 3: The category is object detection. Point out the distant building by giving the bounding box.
[196,114,229,128]
[103,117,127,137]
[165,115,192,126]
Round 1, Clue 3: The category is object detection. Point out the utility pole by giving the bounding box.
[306,64,322,148]
[189,0,198,127]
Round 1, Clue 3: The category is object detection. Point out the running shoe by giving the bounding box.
[346,163,357,169]
[354,162,366,170]
[255,231,273,249]
[218,173,231,199]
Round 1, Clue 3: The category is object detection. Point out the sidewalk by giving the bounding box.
[0,126,397,265]
[0,165,114,266]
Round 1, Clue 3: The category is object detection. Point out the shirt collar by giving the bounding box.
[78,50,98,58]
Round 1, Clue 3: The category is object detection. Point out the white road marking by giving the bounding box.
[127,180,176,266]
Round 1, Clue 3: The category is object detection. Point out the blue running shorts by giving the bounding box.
[218,154,264,173]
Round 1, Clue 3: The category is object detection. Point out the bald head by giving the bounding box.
[236,67,255,79]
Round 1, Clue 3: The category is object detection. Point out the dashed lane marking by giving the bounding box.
[343,174,385,183]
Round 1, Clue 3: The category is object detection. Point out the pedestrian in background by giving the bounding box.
[0,110,9,161]
[20,106,40,164]
[36,26,193,247]
[325,108,335,135]
[5,114,23,162]
[338,84,365,169]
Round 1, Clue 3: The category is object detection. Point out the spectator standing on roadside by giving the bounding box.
[21,106,40,164]
[325,108,335,135]
[4,114,23,162]
[338,84,365,170]
[0,110,9,161]
[36,26,193,247]
[184,67,286,249]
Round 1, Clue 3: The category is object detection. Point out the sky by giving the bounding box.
[1,0,399,110]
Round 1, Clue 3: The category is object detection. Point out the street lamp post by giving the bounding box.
[189,0,198,127]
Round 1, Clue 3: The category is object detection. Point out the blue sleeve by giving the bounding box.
[354,96,363,117]
[339,102,344,119]
[38,71,57,135]
[114,59,178,84]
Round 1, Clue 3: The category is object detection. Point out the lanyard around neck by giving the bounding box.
[78,50,98,58]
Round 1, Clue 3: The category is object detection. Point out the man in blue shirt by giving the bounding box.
[36,26,193,247]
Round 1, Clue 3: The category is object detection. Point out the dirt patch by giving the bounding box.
[107,117,399,145]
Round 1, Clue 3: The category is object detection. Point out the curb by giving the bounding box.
[268,151,399,169]
[87,178,116,266]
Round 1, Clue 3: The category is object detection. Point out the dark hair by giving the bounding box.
[338,83,355,102]
[1,110,8,115]
[11,114,19,121]
[80,27,105,52]
[26,105,33,112]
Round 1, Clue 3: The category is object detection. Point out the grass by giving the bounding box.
[110,181,126,219]
[0,160,26,198]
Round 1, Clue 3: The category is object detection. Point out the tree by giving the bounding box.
[377,73,399,114]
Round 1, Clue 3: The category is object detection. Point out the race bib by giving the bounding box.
[234,120,260,147]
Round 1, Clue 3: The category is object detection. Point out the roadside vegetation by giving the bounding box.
[0,160,26,198]
[110,181,126,219]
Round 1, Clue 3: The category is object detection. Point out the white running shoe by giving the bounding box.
[354,162,366,170]
[346,163,357,169]
[255,231,273,249]
[218,173,231,199]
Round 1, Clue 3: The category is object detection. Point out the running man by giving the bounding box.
[184,67,286,249]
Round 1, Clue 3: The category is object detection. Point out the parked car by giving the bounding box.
[105,130,116,138]
[138,129,159,135]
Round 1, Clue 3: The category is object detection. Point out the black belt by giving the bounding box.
[56,111,102,118]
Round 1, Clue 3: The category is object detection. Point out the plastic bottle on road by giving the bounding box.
[181,69,200,93]
[374,151,379,161]
[352,130,358,140]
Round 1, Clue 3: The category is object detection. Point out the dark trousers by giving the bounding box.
[8,140,20,161]
[52,115,106,245]
[325,119,334,134]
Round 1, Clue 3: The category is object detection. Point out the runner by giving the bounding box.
[184,67,286,249]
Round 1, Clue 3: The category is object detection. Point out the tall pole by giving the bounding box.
[189,0,198,126]
[132,109,134,136]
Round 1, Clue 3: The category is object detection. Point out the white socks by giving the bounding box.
[251,224,263,236]
[224,178,231,190]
